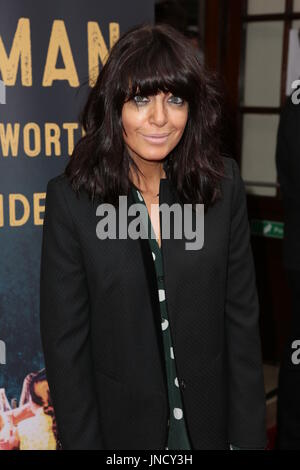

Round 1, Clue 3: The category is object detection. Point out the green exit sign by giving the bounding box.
[250,219,284,239]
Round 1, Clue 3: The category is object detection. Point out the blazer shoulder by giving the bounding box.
[45,173,96,226]
[46,172,72,193]
[220,157,240,194]
[222,156,238,179]
[45,172,85,205]
[44,174,83,222]
[215,157,245,215]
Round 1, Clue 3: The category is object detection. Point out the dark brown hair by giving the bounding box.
[65,22,225,209]
[29,369,61,450]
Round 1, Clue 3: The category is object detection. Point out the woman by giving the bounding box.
[40,22,267,450]
[0,370,58,450]
[14,370,57,450]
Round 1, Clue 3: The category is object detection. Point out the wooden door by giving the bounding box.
[205,0,300,361]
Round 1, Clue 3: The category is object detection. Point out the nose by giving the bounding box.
[149,96,168,126]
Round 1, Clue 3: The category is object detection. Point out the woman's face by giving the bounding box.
[122,90,189,163]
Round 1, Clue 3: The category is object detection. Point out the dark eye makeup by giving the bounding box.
[132,94,185,106]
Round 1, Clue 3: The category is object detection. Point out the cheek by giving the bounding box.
[174,112,188,134]
[122,106,144,134]
[121,108,130,135]
[170,105,188,125]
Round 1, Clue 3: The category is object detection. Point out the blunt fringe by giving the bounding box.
[65,22,226,209]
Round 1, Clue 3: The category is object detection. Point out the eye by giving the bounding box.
[169,95,184,105]
[133,95,149,105]
[132,94,185,106]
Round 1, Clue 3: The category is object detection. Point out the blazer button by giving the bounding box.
[179,379,186,390]
[157,275,164,282]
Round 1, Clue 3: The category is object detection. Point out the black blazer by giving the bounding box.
[39,157,267,450]
[276,95,300,271]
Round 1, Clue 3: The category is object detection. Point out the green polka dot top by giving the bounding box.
[131,185,192,451]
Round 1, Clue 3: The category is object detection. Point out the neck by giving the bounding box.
[129,154,167,195]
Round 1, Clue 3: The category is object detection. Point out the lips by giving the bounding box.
[144,133,170,138]
[141,133,170,144]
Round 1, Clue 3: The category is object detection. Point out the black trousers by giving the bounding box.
[276,269,300,449]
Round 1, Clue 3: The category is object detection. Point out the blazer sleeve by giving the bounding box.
[225,159,267,449]
[39,177,105,450]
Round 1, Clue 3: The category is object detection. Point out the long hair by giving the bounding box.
[29,369,61,450]
[65,22,226,210]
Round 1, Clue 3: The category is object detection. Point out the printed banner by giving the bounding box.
[0,0,154,450]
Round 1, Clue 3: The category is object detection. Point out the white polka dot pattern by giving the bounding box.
[173,408,183,420]
[158,289,165,302]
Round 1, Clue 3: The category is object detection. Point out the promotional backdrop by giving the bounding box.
[0,0,154,449]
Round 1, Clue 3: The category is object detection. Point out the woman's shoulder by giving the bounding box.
[46,172,72,192]
[45,172,90,205]
[222,156,239,180]
[44,172,99,231]
[217,156,242,202]
[209,156,246,216]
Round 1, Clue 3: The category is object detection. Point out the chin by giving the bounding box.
[143,154,168,162]
[143,147,170,157]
